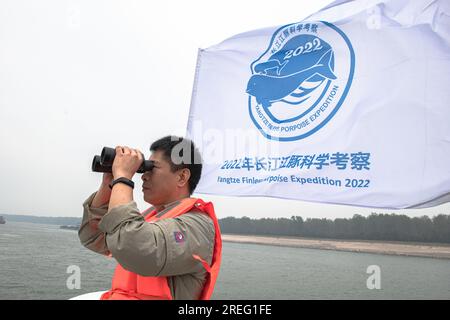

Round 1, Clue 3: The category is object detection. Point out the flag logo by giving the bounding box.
[174,231,186,243]
[247,21,355,141]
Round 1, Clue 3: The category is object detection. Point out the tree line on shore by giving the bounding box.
[4,212,449,244]
[218,213,450,243]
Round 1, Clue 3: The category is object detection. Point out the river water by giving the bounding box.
[0,222,449,299]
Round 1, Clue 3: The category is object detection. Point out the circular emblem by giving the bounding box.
[247,21,355,141]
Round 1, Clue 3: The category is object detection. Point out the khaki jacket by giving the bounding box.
[78,192,215,300]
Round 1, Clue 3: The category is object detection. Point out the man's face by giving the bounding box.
[141,150,180,205]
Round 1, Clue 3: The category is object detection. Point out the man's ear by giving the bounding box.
[177,168,191,187]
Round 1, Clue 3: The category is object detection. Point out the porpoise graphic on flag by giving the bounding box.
[246,47,337,108]
[245,21,355,140]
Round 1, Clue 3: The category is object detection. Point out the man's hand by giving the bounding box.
[102,172,114,187]
[112,146,143,180]
[91,173,114,209]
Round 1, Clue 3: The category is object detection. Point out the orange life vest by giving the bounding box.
[100,197,222,300]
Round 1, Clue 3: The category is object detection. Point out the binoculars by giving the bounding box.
[92,147,155,173]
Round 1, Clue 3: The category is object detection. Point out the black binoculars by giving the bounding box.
[92,147,155,173]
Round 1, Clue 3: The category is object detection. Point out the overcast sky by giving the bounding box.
[1,0,449,219]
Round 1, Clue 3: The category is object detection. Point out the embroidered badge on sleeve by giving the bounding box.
[174,231,186,243]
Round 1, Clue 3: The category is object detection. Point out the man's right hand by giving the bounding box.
[91,173,114,209]
[101,172,114,187]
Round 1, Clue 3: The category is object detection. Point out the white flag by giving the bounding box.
[186,0,450,209]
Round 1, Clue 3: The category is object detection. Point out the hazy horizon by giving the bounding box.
[1,201,449,220]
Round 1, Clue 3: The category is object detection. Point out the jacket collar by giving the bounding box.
[144,197,191,218]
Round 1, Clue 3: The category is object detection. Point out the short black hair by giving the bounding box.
[150,136,202,195]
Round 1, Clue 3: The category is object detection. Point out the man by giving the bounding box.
[78,136,222,300]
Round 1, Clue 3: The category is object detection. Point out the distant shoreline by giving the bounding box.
[222,234,450,259]
[3,220,450,259]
